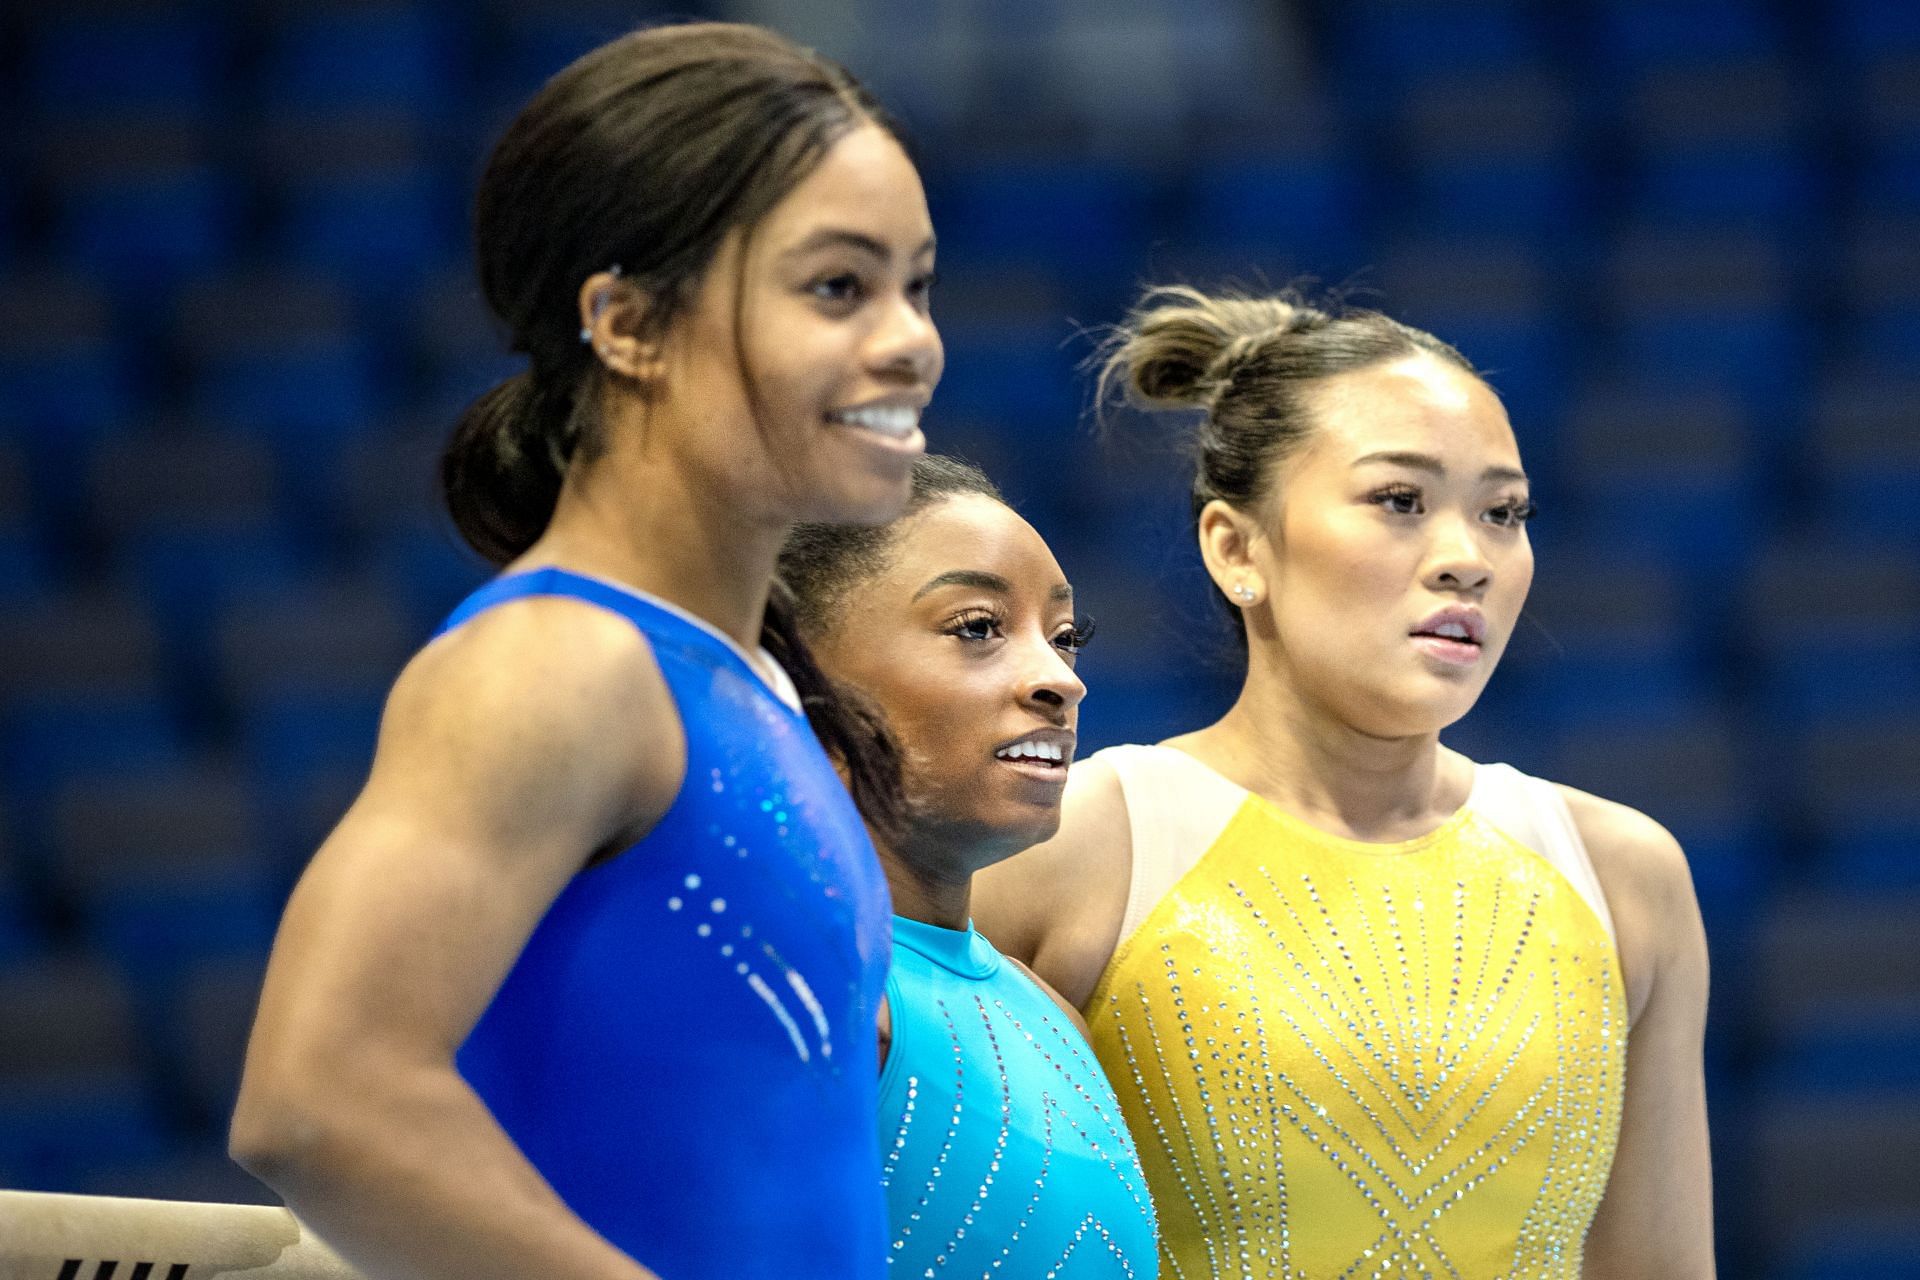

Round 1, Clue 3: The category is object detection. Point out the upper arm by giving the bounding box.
[1563,787,1716,1278]
[239,600,686,1103]
[972,754,1133,1009]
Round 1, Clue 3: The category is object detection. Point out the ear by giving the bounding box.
[577,271,667,384]
[1197,498,1268,609]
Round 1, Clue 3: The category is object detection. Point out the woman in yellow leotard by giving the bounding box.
[974,286,1714,1279]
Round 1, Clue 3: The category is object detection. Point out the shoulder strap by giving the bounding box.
[1104,745,1249,948]
[1469,762,1617,943]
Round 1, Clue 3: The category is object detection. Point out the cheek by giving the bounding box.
[1279,517,1411,631]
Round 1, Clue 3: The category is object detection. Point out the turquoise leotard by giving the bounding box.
[877,915,1158,1277]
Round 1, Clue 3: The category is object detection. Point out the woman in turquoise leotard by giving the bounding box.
[781,456,1158,1279]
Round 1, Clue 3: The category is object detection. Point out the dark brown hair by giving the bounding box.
[441,21,910,824]
[1099,284,1478,638]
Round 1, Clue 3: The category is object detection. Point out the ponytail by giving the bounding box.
[440,370,581,566]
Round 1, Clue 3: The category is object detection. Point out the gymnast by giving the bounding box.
[975,286,1715,1278]
[229,23,940,1280]
[780,455,1159,1277]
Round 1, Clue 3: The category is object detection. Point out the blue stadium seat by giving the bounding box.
[1769,1004,1920,1095]
[930,160,1155,275]
[26,9,225,119]
[932,319,1088,454]
[1841,217,1920,364]
[1624,63,1815,231]
[1185,144,1368,279]
[177,271,384,473]
[1744,542,1920,725]
[1591,0,1783,72]
[1560,381,1760,581]
[47,764,281,979]
[1330,0,1545,89]
[44,120,239,293]
[256,2,469,119]
[260,115,459,299]
[0,441,53,605]
[1605,228,1804,392]
[0,956,171,1189]
[0,591,186,864]
[0,825,43,967]
[161,956,269,1133]
[1511,549,1708,728]
[374,525,491,639]
[1377,239,1571,430]
[1808,367,1920,548]
[217,578,414,792]
[0,272,136,475]
[1391,70,1583,242]
[1784,1221,1920,1280]
[1855,54,1920,214]
[1831,0,1920,61]
[1798,716,1920,891]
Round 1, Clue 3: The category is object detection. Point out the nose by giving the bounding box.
[868,291,943,388]
[1422,515,1494,596]
[1019,636,1087,717]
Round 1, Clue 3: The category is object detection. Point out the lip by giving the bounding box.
[991,726,1076,775]
[1410,606,1486,646]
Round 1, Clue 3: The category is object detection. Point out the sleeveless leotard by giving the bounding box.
[446,568,893,1279]
[1085,745,1625,1279]
[878,915,1158,1278]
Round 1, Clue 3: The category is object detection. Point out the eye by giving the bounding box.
[945,609,1001,643]
[1486,498,1538,528]
[809,272,865,306]
[1370,483,1424,516]
[907,269,938,307]
[1053,617,1096,658]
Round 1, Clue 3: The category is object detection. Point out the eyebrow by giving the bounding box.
[782,228,937,262]
[1351,450,1529,485]
[909,570,1074,604]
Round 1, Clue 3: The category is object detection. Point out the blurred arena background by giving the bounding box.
[0,0,1916,1275]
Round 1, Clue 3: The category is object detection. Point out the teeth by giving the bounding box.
[1433,622,1471,640]
[828,404,918,439]
[995,740,1064,764]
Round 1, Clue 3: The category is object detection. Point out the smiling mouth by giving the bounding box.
[994,740,1068,769]
[825,404,920,439]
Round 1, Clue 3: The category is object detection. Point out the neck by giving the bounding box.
[528,441,788,652]
[872,829,974,931]
[1183,648,1462,842]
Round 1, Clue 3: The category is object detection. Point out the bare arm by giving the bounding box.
[1563,789,1716,1280]
[229,598,685,1280]
[971,754,1133,1009]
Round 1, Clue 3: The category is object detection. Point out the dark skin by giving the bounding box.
[807,492,1093,1048]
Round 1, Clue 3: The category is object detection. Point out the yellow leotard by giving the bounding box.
[1085,746,1626,1279]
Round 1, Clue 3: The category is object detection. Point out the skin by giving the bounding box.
[973,353,1715,1278]
[807,492,1093,1045]
[229,121,942,1280]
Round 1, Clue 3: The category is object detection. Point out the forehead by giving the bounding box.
[1301,355,1521,469]
[881,494,1062,589]
[755,121,931,247]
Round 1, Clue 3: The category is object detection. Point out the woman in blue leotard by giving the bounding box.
[780,457,1159,1278]
[230,24,940,1280]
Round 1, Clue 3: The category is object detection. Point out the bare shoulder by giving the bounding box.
[365,594,686,852]
[1002,953,1092,1039]
[972,750,1133,1005]
[1554,784,1696,918]
[1555,783,1708,1023]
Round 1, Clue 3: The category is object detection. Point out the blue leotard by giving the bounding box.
[444,568,893,1279]
[878,915,1158,1278]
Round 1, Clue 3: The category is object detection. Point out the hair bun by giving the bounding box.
[1100,285,1327,412]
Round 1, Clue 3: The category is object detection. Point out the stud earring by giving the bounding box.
[1232,584,1256,603]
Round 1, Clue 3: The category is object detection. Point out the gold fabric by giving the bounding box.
[1087,794,1626,1279]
